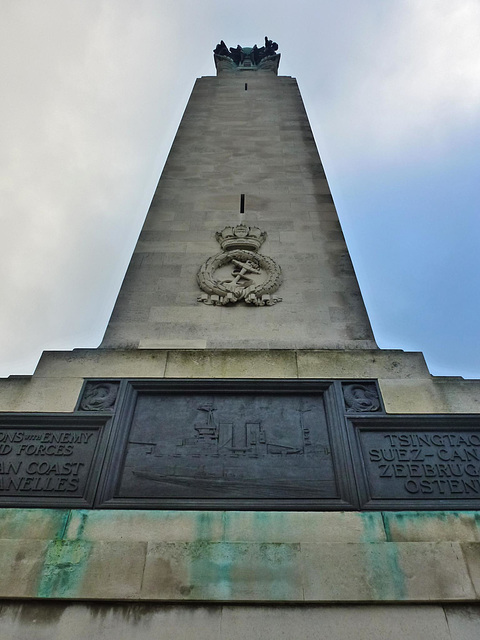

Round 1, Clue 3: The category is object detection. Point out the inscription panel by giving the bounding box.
[0,414,111,507]
[97,380,358,509]
[349,416,480,509]
[4,383,479,510]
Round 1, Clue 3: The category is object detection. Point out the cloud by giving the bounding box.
[0,1,184,373]
[308,0,480,163]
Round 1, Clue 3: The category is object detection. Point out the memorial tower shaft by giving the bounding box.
[0,38,480,638]
[101,49,376,350]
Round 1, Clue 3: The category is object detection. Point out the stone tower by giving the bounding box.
[101,37,375,351]
[0,38,479,639]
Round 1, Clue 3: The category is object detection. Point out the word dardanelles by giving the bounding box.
[0,460,86,492]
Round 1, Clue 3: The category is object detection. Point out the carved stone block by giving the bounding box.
[96,380,357,510]
[79,381,120,412]
[0,413,111,507]
[197,225,282,306]
[348,415,480,509]
[343,382,381,413]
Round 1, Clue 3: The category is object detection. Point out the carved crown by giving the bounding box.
[215,224,267,251]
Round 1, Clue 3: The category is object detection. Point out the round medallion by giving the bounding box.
[197,249,282,306]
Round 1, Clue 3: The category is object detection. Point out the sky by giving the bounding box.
[1,0,479,379]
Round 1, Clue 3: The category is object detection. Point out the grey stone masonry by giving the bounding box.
[101,72,376,350]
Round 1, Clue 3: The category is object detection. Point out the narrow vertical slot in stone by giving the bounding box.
[240,193,245,213]
[245,83,248,90]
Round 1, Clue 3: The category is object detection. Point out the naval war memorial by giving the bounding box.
[0,37,479,639]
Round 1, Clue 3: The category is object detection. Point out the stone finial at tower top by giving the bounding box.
[213,36,280,74]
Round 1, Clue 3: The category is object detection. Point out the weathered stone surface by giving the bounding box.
[434,379,480,413]
[4,348,478,419]
[379,378,451,413]
[459,544,480,597]
[0,602,223,640]
[38,540,146,600]
[302,542,474,602]
[0,539,48,597]
[0,510,478,602]
[222,511,386,543]
[100,74,376,350]
[139,338,208,349]
[384,512,480,543]
[221,604,452,640]
[66,510,224,543]
[0,378,32,409]
[75,541,146,600]
[394,542,475,601]
[0,602,461,640]
[444,605,480,640]
[142,541,303,601]
[0,508,68,540]
[164,349,297,378]
[0,377,83,412]
[65,511,385,548]
[34,349,168,378]
[297,349,430,380]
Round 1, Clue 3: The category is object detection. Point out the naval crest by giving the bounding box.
[197,224,282,306]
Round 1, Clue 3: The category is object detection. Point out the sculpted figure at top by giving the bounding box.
[213,36,279,66]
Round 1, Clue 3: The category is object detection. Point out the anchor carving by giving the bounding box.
[197,224,283,306]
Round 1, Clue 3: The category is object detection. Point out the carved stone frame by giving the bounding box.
[347,415,480,510]
[0,413,112,508]
[95,379,359,511]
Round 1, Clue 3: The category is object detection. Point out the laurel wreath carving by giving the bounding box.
[197,249,282,306]
[79,382,119,412]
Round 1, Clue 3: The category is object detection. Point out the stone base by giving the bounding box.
[1,348,479,414]
[0,347,480,633]
[0,602,478,640]
[1,508,480,603]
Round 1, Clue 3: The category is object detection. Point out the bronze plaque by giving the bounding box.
[0,414,111,507]
[349,416,480,509]
[97,380,357,509]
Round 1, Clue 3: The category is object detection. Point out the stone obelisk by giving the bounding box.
[0,37,479,640]
[101,38,375,351]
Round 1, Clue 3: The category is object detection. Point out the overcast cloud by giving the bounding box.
[1,0,479,377]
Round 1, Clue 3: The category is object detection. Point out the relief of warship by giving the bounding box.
[126,403,333,497]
